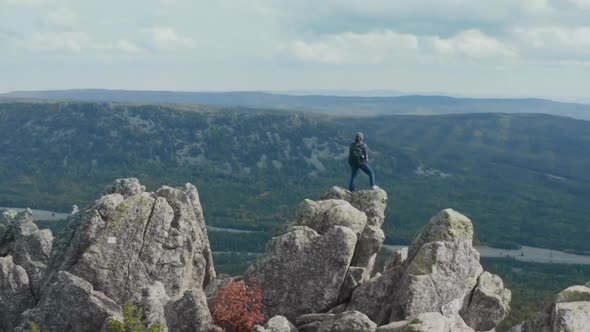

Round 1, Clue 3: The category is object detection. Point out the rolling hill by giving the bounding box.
[2,89,590,120]
[1,100,590,253]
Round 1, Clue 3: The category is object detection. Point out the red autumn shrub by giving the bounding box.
[211,278,265,332]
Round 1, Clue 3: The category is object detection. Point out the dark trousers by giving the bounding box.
[349,162,375,192]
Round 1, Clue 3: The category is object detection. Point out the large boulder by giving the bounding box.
[0,256,36,331]
[517,283,590,332]
[12,227,53,297]
[0,208,54,330]
[461,271,511,331]
[164,288,212,332]
[254,315,297,332]
[1,178,216,331]
[17,271,122,332]
[296,311,377,332]
[245,225,358,320]
[348,209,510,331]
[321,187,387,281]
[47,179,215,306]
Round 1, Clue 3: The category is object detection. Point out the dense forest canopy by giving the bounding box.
[1,101,590,253]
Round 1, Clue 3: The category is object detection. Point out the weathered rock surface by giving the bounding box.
[461,271,511,331]
[48,181,215,306]
[17,271,122,332]
[0,178,217,331]
[0,208,54,331]
[516,282,590,332]
[0,256,35,332]
[254,315,297,332]
[246,187,387,321]
[321,187,387,281]
[347,209,510,331]
[245,225,357,320]
[164,288,212,332]
[296,311,377,332]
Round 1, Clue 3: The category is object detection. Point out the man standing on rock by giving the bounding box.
[348,132,377,192]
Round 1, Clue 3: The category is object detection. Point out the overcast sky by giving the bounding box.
[1,0,589,98]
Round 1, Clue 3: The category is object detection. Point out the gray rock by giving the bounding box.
[348,209,494,330]
[399,312,450,332]
[295,199,367,237]
[103,177,145,197]
[245,225,357,320]
[396,240,483,320]
[407,209,474,260]
[461,271,511,331]
[337,267,366,303]
[347,249,407,324]
[351,225,385,282]
[297,311,376,332]
[321,187,387,279]
[140,281,170,330]
[552,301,590,331]
[0,208,54,299]
[1,209,37,253]
[164,288,212,332]
[12,228,53,297]
[18,271,122,332]
[376,320,409,332]
[255,315,297,332]
[0,256,36,331]
[321,187,388,227]
[518,282,590,332]
[555,285,590,303]
[48,179,215,306]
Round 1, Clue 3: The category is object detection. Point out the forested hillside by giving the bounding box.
[1,101,590,253]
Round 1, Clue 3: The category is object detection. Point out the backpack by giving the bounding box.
[349,142,365,167]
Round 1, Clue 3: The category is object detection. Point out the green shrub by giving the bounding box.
[108,301,163,332]
[31,322,41,332]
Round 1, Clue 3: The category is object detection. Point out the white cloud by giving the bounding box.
[284,30,419,64]
[516,26,590,55]
[284,29,514,64]
[144,27,194,49]
[15,31,142,53]
[114,39,142,53]
[18,31,88,52]
[570,0,590,9]
[428,29,517,58]
[45,7,78,28]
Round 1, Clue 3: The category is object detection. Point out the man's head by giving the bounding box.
[355,132,364,142]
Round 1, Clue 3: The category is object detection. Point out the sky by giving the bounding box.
[1,0,590,99]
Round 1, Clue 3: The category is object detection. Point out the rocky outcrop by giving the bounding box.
[0,256,36,331]
[0,209,53,298]
[164,288,212,332]
[0,178,217,332]
[296,311,377,332]
[17,271,122,332]
[254,315,297,332]
[321,187,387,282]
[47,180,215,305]
[461,271,511,331]
[514,282,590,332]
[347,209,511,330]
[245,187,387,320]
[1,181,514,332]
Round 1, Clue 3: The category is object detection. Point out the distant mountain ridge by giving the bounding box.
[3,89,590,120]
